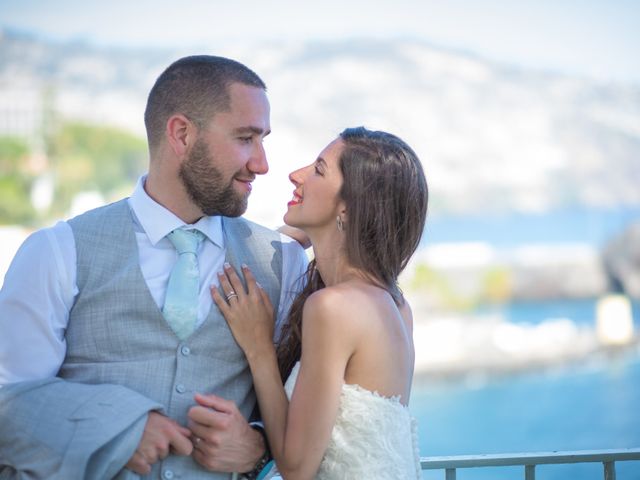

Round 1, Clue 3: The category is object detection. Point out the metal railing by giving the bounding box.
[420,448,640,479]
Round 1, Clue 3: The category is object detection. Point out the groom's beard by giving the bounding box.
[179,137,250,217]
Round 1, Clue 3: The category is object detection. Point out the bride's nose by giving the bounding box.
[289,167,304,186]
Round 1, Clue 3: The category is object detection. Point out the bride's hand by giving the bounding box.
[211,263,275,358]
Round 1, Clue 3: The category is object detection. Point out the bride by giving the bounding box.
[211,126,428,479]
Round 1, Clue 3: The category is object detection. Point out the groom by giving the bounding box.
[0,55,307,479]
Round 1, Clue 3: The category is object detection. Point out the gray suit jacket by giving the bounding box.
[0,378,160,479]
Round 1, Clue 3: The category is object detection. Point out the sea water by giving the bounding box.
[411,298,640,479]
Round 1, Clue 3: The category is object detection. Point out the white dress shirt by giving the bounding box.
[0,176,308,385]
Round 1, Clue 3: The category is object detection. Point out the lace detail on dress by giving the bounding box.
[283,362,422,479]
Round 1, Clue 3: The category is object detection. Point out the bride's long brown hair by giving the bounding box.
[276,127,429,380]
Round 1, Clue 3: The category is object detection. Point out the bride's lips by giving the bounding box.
[287,191,303,207]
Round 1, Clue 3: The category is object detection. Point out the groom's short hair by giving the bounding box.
[144,55,266,151]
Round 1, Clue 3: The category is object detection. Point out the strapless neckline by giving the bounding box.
[282,361,422,479]
[341,382,407,408]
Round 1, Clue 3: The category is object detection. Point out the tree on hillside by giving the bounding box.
[0,123,147,225]
[47,122,147,216]
[0,137,36,225]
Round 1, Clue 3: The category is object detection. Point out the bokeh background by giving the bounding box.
[1,1,639,478]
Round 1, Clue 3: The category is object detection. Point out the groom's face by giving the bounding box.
[180,83,271,217]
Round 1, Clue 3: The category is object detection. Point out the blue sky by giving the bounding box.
[1,0,639,84]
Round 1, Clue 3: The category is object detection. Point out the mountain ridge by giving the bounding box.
[1,30,639,219]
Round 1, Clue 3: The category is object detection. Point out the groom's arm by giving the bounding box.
[0,225,74,384]
[0,378,163,479]
[0,227,188,478]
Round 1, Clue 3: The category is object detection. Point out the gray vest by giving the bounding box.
[61,199,283,480]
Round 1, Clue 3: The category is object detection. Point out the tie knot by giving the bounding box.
[167,229,204,255]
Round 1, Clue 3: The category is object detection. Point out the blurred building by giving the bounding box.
[0,85,45,149]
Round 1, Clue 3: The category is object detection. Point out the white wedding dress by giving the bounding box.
[271,361,422,479]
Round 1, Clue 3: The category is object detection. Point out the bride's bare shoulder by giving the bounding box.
[306,281,371,306]
[302,284,376,354]
[302,282,387,328]
[302,284,356,318]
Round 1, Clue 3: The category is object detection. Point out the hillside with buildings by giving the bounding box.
[1,29,639,221]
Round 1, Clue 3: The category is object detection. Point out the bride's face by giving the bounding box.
[284,138,345,232]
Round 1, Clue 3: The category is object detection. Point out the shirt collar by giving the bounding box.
[128,175,224,248]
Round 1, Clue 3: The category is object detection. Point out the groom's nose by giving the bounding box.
[247,142,268,175]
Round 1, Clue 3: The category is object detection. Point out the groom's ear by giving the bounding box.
[166,114,195,157]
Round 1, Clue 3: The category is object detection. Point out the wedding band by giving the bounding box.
[226,292,238,301]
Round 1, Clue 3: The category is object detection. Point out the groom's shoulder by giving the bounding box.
[223,216,281,243]
[245,220,308,265]
[68,198,129,225]
[66,200,132,248]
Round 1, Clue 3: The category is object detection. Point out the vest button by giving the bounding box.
[176,384,186,394]
[163,469,174,479]
[181,346,191,356]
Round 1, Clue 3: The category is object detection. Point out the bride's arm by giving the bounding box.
[276,289,355,478]
[212,266,356,479]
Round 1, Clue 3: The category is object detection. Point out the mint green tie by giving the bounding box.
[163,229,205,340]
